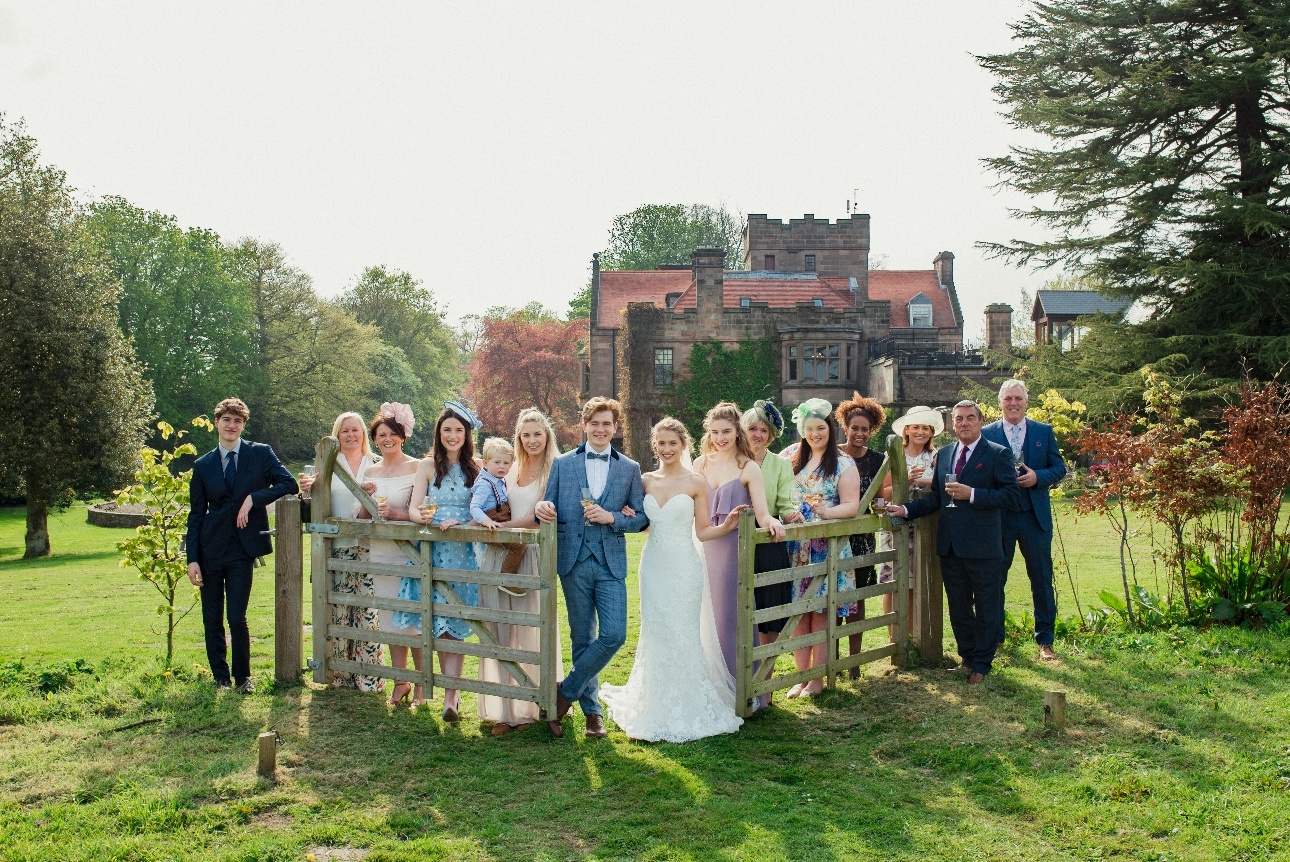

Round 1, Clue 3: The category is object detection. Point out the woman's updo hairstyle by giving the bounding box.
[650,416,693,460]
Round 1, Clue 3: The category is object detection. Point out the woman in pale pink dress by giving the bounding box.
[478,408,564,735]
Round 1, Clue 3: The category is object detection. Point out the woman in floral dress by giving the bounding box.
[782,398,860,698]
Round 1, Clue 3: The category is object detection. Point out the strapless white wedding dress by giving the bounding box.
[600,493,743,742]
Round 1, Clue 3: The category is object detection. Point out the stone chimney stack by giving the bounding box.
[933,251,955,288]
[692,247,726,326]
[985,303,1014,351]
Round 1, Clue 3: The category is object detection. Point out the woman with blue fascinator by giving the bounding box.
[740,399,804,711]
[407,400,483,722]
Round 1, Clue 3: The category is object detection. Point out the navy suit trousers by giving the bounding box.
[941,554,1004,675]
[1000,509,1058,645]
[200,555,254,684]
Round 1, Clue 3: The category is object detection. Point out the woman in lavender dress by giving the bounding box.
[692,402,785,678]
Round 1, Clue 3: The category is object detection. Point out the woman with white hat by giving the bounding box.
[876,405,944,635]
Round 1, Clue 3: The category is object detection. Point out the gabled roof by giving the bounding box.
[595,267,961,330]
[867,270,958,328]
[1032,290,1131,320]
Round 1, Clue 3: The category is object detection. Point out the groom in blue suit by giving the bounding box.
[535,397,648,738]
[982,379,1068,659]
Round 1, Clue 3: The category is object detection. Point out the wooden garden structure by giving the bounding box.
[272,434,942,723]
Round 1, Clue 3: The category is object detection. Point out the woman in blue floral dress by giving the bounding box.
[781,399,860,698]
[408,402,483,722]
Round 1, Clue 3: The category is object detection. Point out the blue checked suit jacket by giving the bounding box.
[543,443,648,579]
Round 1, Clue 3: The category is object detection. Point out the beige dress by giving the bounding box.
[357,469,417,633]
[477,472,562,725]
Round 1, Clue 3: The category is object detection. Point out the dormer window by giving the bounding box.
[908,293,933,327]
[739,296,751,308]
[665,292,682,308]
[812,297,824,308]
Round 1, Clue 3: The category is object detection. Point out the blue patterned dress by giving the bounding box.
[787,453,858,617]
[392,462,479,638]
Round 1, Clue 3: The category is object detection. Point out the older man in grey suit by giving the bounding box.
[536,397,648,738]
[889,400,1020,685]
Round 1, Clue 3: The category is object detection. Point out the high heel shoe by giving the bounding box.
[388,681,412,706]
[442,692,460,723]
[785,683,806,699]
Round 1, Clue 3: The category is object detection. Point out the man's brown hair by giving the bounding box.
[580,396,623,425]
[214,397,250,421]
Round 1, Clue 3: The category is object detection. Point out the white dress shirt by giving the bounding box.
[585,444,611,500]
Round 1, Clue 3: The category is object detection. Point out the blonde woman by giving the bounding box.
[478,408,563,736]
[299,412,382,691]
[692,402,785,678]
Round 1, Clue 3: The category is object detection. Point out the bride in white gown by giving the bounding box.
[600,417,746,742]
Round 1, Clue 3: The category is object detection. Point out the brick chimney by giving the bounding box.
[933,251,954,288]
[985,303,1013,351]
[692,247,726,326]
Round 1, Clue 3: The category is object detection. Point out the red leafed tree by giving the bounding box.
[465,313,585,446]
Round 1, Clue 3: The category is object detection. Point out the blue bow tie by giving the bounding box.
[587,451,610,462]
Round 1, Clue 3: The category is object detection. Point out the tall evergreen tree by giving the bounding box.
[980,0,1290,378]
[0,118,154,557]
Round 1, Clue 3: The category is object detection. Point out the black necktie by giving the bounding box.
[587,451,609,462]
[224,450,237,491]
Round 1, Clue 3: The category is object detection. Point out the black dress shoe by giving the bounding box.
[584,714,608,738]
[215,678,232,689]
[235,679,255,695]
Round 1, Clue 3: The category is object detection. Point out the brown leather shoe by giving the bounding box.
[555,691,573,721]
[489,722,512,737]
[584,714,608,738]
[547,719,565,738]
[1038,644,1058,661]
[967,672,986,685]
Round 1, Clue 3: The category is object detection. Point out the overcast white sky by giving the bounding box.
[1,1,1050,341]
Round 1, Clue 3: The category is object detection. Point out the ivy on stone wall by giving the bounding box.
[670,337,778,440]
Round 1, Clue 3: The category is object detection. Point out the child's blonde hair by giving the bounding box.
[481,437,515,461]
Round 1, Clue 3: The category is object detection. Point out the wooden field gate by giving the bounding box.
[292,436,560,717]
[272,434,942,722]
[733,434,943,718]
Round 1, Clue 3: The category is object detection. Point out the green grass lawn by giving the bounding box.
[2,504,1289,861]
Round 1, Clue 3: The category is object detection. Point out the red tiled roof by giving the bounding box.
[596,270,692,329]
[595,268,958,329]
[867,270,958,328]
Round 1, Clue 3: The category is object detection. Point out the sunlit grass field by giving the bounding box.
[2,503,1288,861]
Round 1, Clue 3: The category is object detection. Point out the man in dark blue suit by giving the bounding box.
[982,379,1068,660]
[186,398,297,692]
[889,400,1020,684]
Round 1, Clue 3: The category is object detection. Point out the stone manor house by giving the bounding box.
[582,213,1012,464]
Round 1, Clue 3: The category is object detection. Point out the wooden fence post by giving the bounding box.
[311,437,339,685]
[538,521,558,720]
[274,495,304,684]
[1044,690,1067,729]
[257,731,276,779]
[916,521,944,664]
[735,509,757,718]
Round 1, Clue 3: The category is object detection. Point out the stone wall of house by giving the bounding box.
[742,213,871,300]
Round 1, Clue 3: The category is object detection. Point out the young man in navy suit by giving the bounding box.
[186,398,297,692]
[982,379,1068,660]
[535,397,648,738]
[888,401,1020,685]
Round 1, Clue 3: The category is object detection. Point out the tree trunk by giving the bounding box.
[24,491,50,558]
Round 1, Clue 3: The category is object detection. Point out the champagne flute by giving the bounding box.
[944,474,958,508]
[580,487,595,519]
[804,492,824,517]
[418,501,439,537]
[300,464,315,500]
[373,494,388,520]
[871,495,886,516]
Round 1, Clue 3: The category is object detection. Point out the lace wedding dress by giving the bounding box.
[600,492,744,742]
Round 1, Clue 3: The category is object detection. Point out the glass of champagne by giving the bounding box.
[300,464,315,500]
[871,495,886,516]
[373,494,388,520]
[580,487,595,520]
[944,474,958,508]
[418,501,439,537]
[804,492,824,517]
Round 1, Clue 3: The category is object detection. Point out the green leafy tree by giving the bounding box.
[85,198,253,434]
[338,265,464,452]
[980,0,1290,380]
[115,420,205,667]
[226,239,383,459]
[600,203,744,271]
[0,116,154,557]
